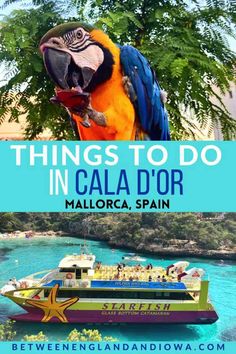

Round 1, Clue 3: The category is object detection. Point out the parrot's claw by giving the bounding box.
[78,103,107,127]
[79,112,91,128]
[89,111,107,126]
[86,107,107,127]
[80,120,91,128]
[122,76,136,101]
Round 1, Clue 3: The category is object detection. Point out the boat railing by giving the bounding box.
[64,253,95,261]
[182,279,201,288]
[23,269,56,281]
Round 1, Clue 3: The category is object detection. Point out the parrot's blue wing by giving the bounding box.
[120,45,170,140]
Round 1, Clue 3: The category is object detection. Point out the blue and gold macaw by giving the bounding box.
[40,23,170,140]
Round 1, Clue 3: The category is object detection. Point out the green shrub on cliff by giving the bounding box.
[0,212,235,252]
[23,331,48,342]
[0,320,16,341]
[66,329,117,342]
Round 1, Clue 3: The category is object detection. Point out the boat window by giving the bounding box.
[140,292,155,299]
[47,289,193,300]
[76,269,82,279]
[163,293,170,298]
[59,268,76,273]
[58,268,84,279]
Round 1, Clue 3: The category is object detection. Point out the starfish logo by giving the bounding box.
[26,284,79,323]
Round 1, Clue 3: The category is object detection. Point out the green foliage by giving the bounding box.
[0,0,236,139]
[66,328,117,341]
[23,331,48,342]
[0,2,75,139]
[0,320,16,341]
[0,212,235,252]
[0,213,22,232]
[0,325,115,342]
[97,1,236,139]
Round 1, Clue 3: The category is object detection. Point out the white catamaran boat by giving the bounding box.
[1,248,218,324]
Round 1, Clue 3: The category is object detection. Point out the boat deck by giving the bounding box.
[94,265,172,282]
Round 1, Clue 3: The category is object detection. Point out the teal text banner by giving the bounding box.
[0,141,234,212]
[0,341,233,354]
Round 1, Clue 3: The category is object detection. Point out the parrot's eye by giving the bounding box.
[63,28,86,46]
[76,29,83,40]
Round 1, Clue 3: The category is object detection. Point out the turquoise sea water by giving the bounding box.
[0,236,235,341]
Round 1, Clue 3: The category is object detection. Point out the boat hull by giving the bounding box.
[11,307,218,324]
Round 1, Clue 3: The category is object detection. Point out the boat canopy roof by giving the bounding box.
[58,254,96,269]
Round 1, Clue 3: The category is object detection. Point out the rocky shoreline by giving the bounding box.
[113,241,236,260]
[79,234,236,261]
[0,230,69,238]
[0,230,235,261]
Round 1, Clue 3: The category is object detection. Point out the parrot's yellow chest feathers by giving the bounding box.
[72,29,136,141]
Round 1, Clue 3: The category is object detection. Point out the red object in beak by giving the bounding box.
[52,89,90,110]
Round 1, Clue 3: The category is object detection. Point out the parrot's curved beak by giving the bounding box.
[43,47,95,91]
[43,48,71,89]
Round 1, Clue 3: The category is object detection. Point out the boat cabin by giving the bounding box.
[58,253,96,280]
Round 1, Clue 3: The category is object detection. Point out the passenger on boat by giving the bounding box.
[7,279,15,288]
[12,277,20,288]
[113,273,120,280]
[117,263,123,271]
[135,264,141,271]
[95,262,102,270]
[177,267,183,274]
[162,275,167,282]
[64,273,75,287]
[122,274,126,281]
[157,275,161,282]
[146,264,153,270]
[129,275,134,281]
[19,281,28,289]
[148,275,152,282]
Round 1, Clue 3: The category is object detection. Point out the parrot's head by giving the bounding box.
[39,22,115,93]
